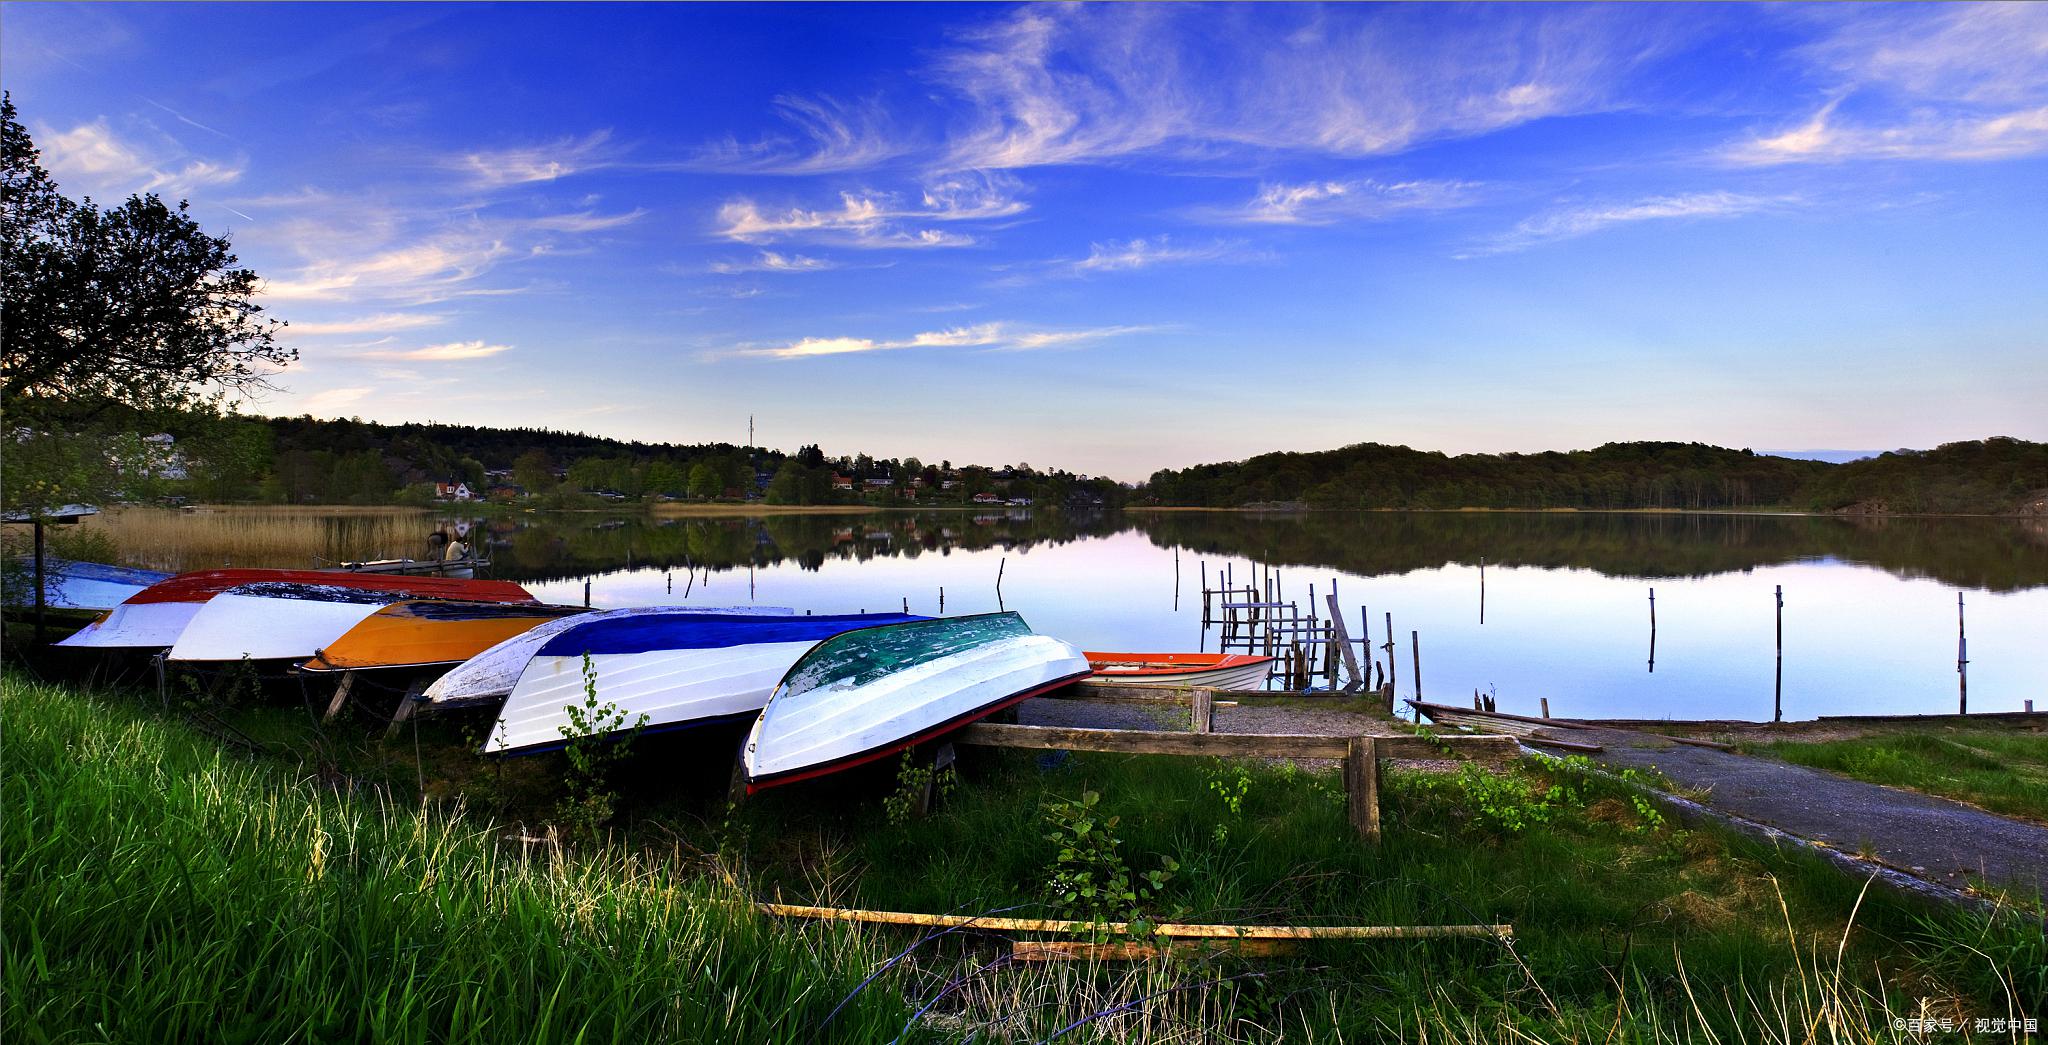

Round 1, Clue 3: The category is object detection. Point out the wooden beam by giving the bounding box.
[321,671,356,723]
[1011,939,1298,962]
[749,902,1511,940]
[384,678,427,739]
[1325,591,1363,690]
[1190,688,1213,734]
[1066,680,1328,702]
[1521,735,1604,754]
[1346,736,1381,844]
[953,721,1518,764]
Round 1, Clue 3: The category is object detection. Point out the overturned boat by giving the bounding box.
[59,569,535,652]
[1083,651,1274,690]
[419,605,796,710]
[8,557,172,612]
[485,609,922,755]
[301,599,588,673]
[743,612,1091,792]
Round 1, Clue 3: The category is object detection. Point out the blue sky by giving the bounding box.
[4,2,2044,479]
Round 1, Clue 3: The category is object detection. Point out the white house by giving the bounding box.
[434,481,474,501]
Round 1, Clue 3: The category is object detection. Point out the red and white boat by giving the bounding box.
[57,569,535,652]
[1081,652,1275,690]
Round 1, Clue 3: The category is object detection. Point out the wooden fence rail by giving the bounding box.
[953,721,1519,844]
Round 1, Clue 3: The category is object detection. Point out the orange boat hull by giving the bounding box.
[304,601,585,672]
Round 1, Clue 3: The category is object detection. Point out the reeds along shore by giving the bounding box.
[5,672,2042,1042]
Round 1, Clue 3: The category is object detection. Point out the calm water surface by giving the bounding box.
[89,507,2048,721]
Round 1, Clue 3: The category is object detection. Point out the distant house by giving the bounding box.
[434,481,474,501]
[831,474,854,491]
[1007,497,1033,507]
[970,492,1002,504]
[141,433,189,481]
[487,484,523,501]
[940,480,960,491]
[865,477,893,488]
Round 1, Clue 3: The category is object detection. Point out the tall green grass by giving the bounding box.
[7,673,2041,1042]
[2,674,923,1044]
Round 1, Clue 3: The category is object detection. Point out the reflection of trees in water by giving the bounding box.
[1128,511,2048,592]
[472,510,1126,586]
[425,508,2048,593]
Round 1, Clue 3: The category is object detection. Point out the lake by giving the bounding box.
[77,505,2048,722]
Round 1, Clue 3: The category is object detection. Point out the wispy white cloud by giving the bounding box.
[1726,99,2048,165]
[259,233,516,304]
[726,321,1154,360]
[35,118,243,198]
[715,172,1023,247]
[282,312,450,336]
[1462,191,1790,257]
[299,386,373,412]
[362,340,514,362]
[691,95,905,174]
[526,208,647,232]
[1725,5,2048,165]
[1059,236,1251,276]
[1209,178,1478,225]
[452,130,617,188]
[709,251,837,274]
[932,5,1680,169]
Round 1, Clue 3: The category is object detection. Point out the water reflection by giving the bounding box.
[82,506,2047,720]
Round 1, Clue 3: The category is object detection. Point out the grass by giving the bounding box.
[1750,728,2048,825]
[5,669,2043,1042]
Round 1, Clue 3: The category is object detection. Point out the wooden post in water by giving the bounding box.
[1383,613,1397,700]
[1411,630,1422,703]
[1541,697,1551,719]
[939,586,945,612]
[584,579,591,608]
[1345,737,1381,844]
[996,556,1007,610]
[667,571,672,594]
[32,518,46,648]
[1957,591,1968,715]
[1326,591,1361,690]
[1648,586,1657,673]
[1478,555,1485,625]
[1773,584,1784,723]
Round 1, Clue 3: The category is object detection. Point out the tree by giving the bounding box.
[1,94,292,430]
[765,460,806,505]
[2,96,293,517]
[512,450,555,494]
[688,463,722,500]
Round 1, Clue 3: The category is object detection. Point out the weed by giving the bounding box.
[1040,790,1178,937]
[882,749,958,827]
[553,652,650,843]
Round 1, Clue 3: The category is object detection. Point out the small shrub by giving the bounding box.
[1040,789,1177,936]
[554,653,650,843]
[881,750,956,826]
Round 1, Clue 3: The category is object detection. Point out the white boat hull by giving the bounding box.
[744,634,1090,786]
[421,605,794,709]
[1096,662,1273,690]
[490,641,815,754]
[167,592,389,662]
[56,602,203,650]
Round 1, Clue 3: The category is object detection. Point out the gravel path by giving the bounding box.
[1580,726,2048,896]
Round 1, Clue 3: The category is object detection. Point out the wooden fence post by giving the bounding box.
[322,671,357,723]
[1190,688,1214,734]
[1345,736,1381,844]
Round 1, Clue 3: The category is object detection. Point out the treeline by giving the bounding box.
[156,414,1125,508]
[1140,438,2048,516]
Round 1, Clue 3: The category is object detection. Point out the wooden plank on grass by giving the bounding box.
[750,902,1512,939]
[952,722,1518,764]
[1011,939,1299,962]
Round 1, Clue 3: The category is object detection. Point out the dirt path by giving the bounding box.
[1579,726,2048,897]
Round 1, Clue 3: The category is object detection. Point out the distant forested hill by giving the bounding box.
[1799,437,2048,515]
[1140,438,2048,515]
